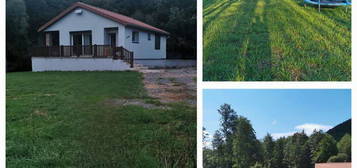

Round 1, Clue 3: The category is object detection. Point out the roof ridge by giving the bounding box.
[38,1,169,35]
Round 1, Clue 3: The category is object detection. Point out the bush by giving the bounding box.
[327,153,348,162]
[337,134,351,161]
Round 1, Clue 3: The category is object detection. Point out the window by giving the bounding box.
[108,33,116,46]
[155,34,160,50]
[132,31,139,43]
[69,31,92,56]
[148,33,151,40]
[44,31,59,46]
[104,27,118,46]
[83,32,92,46]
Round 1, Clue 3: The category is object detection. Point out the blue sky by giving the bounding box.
[203,89,351,142]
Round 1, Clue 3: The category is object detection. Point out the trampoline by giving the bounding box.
[304,0,351,7]
[304,0,351,11]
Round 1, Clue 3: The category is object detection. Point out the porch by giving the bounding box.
[31,45,134,68]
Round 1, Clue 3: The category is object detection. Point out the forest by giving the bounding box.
[6,0,196,71]
[203,104,352,168]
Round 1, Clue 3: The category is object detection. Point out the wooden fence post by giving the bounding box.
[120,47,123,59]
[130,52,134,68]
[112,46,116,59]
[94,44,97,57]
[60,45,63,57]
[70,46,72,57]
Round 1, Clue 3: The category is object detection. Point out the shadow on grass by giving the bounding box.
[267,0,350,80]
[204,0,238,32]
[203,0,273,81]
[243,0,272,80]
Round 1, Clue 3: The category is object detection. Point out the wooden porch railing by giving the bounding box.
[31,45,134,68]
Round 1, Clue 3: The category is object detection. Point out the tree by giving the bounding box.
[263,133,275,168]
[315,134,338,163]
[212,130,225,167]
[337,134,351,161]
[307,130,326,162]
[272,138,287,168]
[6,0,30,71]
[232,116,262,168]
[217,103,238,167]
[300,142,313,168]
[284,131,312,168]
[218,104,237,139]
[203,149,216,168]
[203,127,209,149]
[327,153,348,162]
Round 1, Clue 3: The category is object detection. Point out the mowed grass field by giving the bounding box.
[6,72,196,167]
[203,0,351,81]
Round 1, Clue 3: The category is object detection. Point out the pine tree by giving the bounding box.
[218,104,238,167]
[272,138,287,168]
[212,130,225,167]
[263,133,275,168]
[232,116,262,168]
[218,104,237,139]
[307,130,326,163]
[284,131,312,168]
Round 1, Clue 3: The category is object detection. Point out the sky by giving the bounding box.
[203,89,351,146]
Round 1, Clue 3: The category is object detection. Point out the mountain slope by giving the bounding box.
[327,119,351,141]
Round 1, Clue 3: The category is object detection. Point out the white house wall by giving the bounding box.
[32,57,132,71]
[43,7,167,59]
[124,27,167,59]
[44,7,125,46]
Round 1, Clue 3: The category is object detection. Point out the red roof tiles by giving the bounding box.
[38,2,169,35]
[315,163,351,168]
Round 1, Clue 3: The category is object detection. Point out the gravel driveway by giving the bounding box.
[136,66,196,106]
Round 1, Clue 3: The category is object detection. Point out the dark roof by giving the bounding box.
[38,2,169,35]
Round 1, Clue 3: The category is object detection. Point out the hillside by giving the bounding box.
[327,119,351,141]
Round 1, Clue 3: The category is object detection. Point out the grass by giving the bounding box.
[6,71,196,167]
[203,0,351,81]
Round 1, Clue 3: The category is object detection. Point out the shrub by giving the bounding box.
[327,153,348,162]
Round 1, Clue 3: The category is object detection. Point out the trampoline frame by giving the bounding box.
[304,0,351,12]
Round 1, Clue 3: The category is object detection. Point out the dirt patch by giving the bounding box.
[136,67,196,105]
[33,109,48,117]
[104,99,170,110]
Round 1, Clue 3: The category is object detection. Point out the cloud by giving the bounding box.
[272,120,277,125]
[203,130,213,149]
[295,123,332,135]
[204,141,212,149]
[271,123,332,139]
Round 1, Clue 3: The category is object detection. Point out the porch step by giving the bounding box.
[133,63,149,71]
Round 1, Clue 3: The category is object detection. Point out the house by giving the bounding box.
[31,2,169,71]
[315,163,351,168]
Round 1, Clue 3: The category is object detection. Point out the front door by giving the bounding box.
[73,34,82,56]
[109,33,116,47]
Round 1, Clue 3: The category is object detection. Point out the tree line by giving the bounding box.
[6,0,196,71]
[203,104,351,168]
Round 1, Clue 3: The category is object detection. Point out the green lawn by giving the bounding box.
[203,0,351,81]
[6,72,196,167]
